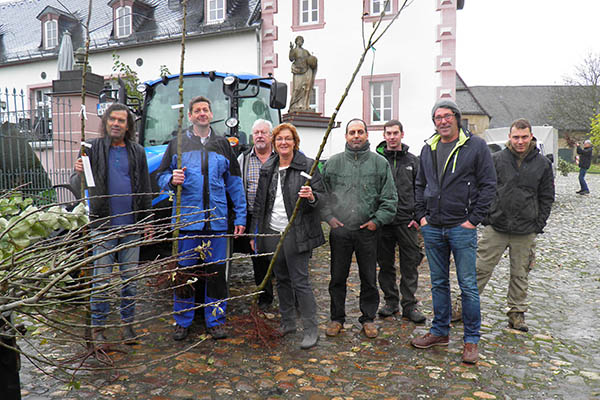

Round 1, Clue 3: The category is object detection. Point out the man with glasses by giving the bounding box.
[411,99,496,364]
[236,119,275,309]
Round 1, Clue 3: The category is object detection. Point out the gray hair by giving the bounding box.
[584,139,592,145]
[252,119,273,132]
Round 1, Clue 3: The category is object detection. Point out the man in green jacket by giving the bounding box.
[322,118,398,339]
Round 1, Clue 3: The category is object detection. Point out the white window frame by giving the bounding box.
[300,0,319,25]
[207,0,225,24]
[116,6,132,38]
[44,20,58,49]
[372,0,392,15]
[370,81,393,123]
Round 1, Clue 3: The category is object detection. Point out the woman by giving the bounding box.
[251,123,325,349]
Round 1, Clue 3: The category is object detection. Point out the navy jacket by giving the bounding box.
[415,129,496,227]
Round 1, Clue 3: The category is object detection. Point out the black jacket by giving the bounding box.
[486,144,555,234]
[376,141,419,224]
[70,136,152,228]
[415,129,496,227]
[252,151,325,254]
[577,145,593,169]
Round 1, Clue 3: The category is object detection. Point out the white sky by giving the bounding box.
[456,0,600,86]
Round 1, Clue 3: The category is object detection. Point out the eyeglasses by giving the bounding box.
[433,113,455,123]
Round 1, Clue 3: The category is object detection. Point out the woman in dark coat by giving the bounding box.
[251,123,325,349]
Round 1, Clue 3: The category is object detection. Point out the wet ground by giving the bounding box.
[19,173,600,399]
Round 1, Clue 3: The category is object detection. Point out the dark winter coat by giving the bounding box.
[485,143,555,234]
[376,141,419,224]
[321,141,398,230]
[69,136,152,228]
[415,129,496,227]
[252,150,325,254]
[577,145,593,169]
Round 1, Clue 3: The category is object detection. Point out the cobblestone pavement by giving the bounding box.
[19,174,600,399]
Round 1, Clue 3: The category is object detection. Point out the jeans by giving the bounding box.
[329,227,379,324]
[579,168,589,192]
[90,230,140,326]
[420,224,480,344]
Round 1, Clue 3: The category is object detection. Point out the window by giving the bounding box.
[44,20,58,49]
[207,0,225,24]
[116,6,132,38]
[372,0,392,15]
[361,74,400,129]
[292,0,325,31]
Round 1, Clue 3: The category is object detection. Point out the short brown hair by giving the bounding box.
[509,118,532,133]
[188,96,212,113]
[272,122,300,151]
[383,119,403,133]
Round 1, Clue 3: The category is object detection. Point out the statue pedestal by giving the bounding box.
[281,111,340,160]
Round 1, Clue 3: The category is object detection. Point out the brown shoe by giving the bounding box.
[362,322,378,338]
[410,332,449,349]
[326,321,342,337]
[462,342,478,364]
[508,312,529,332]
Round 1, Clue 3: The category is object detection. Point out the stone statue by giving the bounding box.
[288,36,318,113]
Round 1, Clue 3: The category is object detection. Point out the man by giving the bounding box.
[576,139,593,195]
[321,118,398,339]
[157,96,246,341]
[475,118,554,332]
[71,103,152,345]
[375,120,425,323]
[237,119,275,309]
[412,99,496,364]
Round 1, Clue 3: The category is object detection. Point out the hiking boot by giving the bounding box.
[462,342,478,364]
[173,324,189,341]
[207,324,228,340]
[325,321,342,337]
[279,322,297,336]
[92,328,107,346]
[451,300,462,322]
[508,312,529,332]
[258,300,273,312]
[410,332,449,349]
[300,327,319,349]
[402,307,426,323]
[121,325,138,345]
[377,304,399,318]
[362,322,378,338]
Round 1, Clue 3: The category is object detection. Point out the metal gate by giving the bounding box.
[0,88,78,205]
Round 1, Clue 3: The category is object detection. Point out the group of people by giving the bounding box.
[74,95,559,364]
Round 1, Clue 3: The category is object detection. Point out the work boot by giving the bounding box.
[410,332,449,349]
[402,307,426,323]
[300,327,319,349]
[279,322,297,336]
[362,322,378,338]
[508,312,529,332]
[325,321,342,337]
[462,342,478,364]
[121,324,138,345]
[207,324,228,340]
[92,327,107,346]
[173,324,189,341]
[377,304,399,318]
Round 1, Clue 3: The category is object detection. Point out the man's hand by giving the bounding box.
[171,167,187,186]
[420,217,428,227]
[143,224,154,241]
[74,157,84,173]
[461,220,476,229]
[298,185,315,202]
[408,220,419,230]
[250,239,255,252]
[234,225,245,238]
[327,217,344,229]
[359,220,377,231]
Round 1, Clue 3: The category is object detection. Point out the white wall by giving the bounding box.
[1,31,258,102]
[270,2,439,157]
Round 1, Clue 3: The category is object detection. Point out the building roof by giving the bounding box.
[0,0,260,65]
[456,73,490,117]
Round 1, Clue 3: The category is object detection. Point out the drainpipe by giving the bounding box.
[255,24,262,75]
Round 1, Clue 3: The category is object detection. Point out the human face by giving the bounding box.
[252,122,272,152]
[509,126,533,154]
[274,129,295,158]
[433,107,459,142]
[345,121,368,150]
[188,101,213,130]
[383,125,404,151]
[106,110,129,145]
